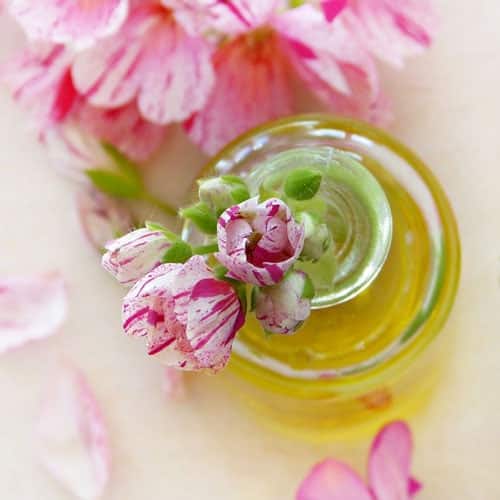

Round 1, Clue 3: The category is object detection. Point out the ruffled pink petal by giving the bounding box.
[38,364,110,500]
[0,273,67,354]
[185,277,244,371]
[8,0,129,49]
[185,29,292,155]
[72,4,214,125]
[321,0,348,22]
[1,43,77,129]
[297,458,372,500]
[75,100,168,163]
[102,228,170,286]
[275,5,392,125]
[162,367,185,399]
[342,0,437,67]
[77,188,133,252]
[368,420,418,500]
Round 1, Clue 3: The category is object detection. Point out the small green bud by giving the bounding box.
[179,202,218,234]
[198,176,250,215]
[162,240,193,263]
[297,212,332,262]
[284,168,322,201]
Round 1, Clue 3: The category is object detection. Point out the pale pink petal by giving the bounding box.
[274,5,391,125]
[297,458,372,500]
[1,43,77,129]
[8,0,129,49]
[38,364,110,500]
[162,367,185,399]
[75,101,167,162]
[102,228,170,286]
[77,188,133,252]
[185,31,292,155]
[321,0,348,22]
[368,420,418,500]
[0,273,67,354]
[72,4,214,125]
[185,277,244,371]
[342,0,437,67]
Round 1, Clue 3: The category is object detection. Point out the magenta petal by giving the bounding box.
[321,0,348,22]
[297,458,372,500]
[0,273,67,354]
[408,477,422,497]
[38,364,110,500]
[368,420,417,500]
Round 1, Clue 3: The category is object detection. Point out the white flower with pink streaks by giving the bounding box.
[0,273,67,354]
[297,421,421,500]
[72,2,215,126]
[8,0,129,49]
[102,228,172,286]
[122,255,245,372]
[184,1,387,154]
[216,197,304,287]
[254,270,313,335]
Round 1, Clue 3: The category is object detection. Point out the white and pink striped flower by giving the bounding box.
[122,255,245,372]
[8,0,129,49]
[102,228,171,286]
[216,197,304,287]
[297,421,421,500]
[254,270,313,335]
[184,1,387,154]
[71,2,215,126]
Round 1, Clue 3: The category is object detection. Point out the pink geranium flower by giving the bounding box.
[71,1,215,126]
[216,197,305,287]
[122,255,245,372]
[8,0,129,49]
[297,421,422,500]
[185,1,387,154]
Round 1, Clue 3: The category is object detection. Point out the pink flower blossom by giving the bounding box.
[72,2,215,125]
[341,0,437,67]
[8,0,129,49]
[216,197,304,286]
[122,255,245,372]
[38,363,110,500]
[102,228,171,286]
[185,2,388,154]
[297,421,421,500]
[0,273,67,354]
[76,187,133,252]
[254,270,312,335]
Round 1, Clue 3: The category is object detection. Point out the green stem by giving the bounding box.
[192,243,219,255]
[142,192,177,217]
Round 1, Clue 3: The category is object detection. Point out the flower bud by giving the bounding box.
[198,175,250,215]
[254,270,314,335]
[297,212,332,261]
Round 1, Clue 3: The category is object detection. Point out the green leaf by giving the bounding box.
[101,142,141,182]
[302,273,315,300]
[213,265,228,280]
[284,168,322,201]
[179,202,218,234]
[144,221,178,241]
[220,175,248,187]
[85,169,143,199]
[162,241,193,264]
[230,184,251,204]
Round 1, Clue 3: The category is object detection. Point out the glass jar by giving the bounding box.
[186,115,460,440]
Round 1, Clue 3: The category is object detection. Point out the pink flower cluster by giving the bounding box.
[2,0,436,160]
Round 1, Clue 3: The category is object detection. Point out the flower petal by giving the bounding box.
[8,0,129,49]
[368,420,418,500]
[0,273,67,354]
[72,5,214,125]
[185,30,292,155]
[342,0,437,67]
[162,367,185,399]
[297,458,372,500]
[38,364,110,500]
[77,188,133,252]
[321,0,348,22]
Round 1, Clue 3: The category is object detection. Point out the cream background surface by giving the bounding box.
[0,1,499,498]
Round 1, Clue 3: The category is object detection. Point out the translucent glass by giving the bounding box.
[186,115,460,439]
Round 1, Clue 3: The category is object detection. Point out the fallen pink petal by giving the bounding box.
[0,273,67,354]
[38,363,111,500]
